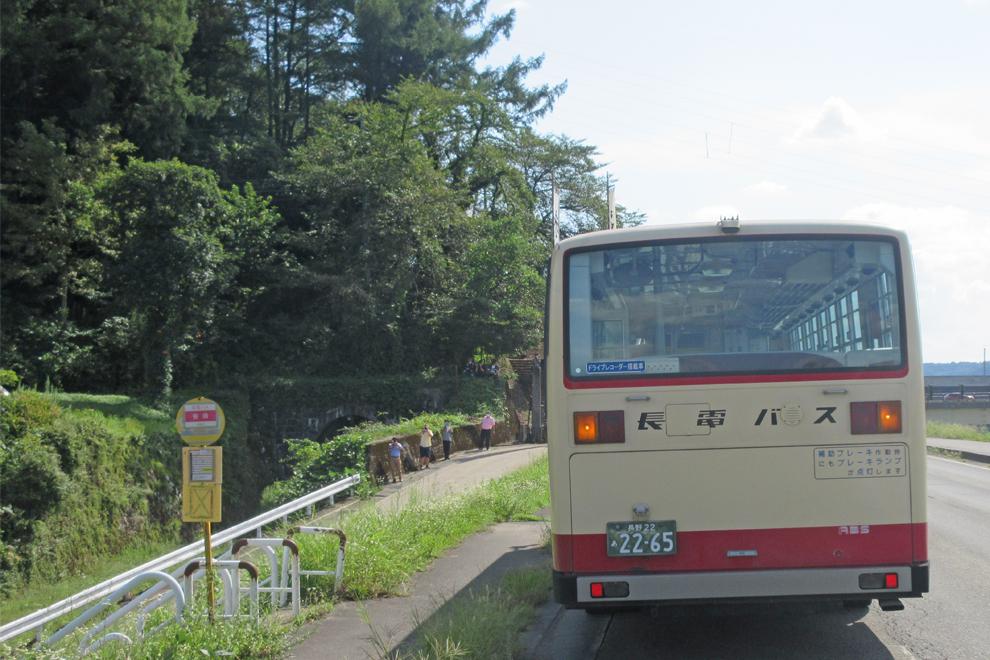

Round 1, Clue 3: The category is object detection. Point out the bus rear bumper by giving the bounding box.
[554,563,929,608]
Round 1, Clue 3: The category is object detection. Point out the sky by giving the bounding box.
[484,0,990,364]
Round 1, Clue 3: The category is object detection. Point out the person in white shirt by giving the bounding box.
[419,425,434,469]
[441,421,453,460]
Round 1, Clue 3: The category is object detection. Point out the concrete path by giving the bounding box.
[290,444,548,659]
[927,437,990,463]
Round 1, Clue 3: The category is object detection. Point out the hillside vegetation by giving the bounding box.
[0,391,178,598]
[0,388,273,605]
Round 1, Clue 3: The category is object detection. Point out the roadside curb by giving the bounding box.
[927,445,990,465]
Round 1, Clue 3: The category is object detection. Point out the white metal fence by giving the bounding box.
[0,473,360,647]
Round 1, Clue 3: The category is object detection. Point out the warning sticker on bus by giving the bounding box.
[813,444,907,479]
[586,360,646,374]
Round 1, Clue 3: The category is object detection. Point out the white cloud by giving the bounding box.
[692,204,741,221]
[793,97,869,143]
[840,202,990,363]
[743,180,788,196]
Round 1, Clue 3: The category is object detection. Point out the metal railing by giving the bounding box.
[0,473,360,645]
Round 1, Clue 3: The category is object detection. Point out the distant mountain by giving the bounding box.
[924,362,988,376]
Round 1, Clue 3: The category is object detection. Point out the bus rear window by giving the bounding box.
[566,236,905,379]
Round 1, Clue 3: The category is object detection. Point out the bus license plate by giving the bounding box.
[606,521,677,557]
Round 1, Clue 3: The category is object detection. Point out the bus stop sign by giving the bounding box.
[176,397,226,446]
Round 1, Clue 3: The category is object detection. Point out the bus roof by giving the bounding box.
[555,220,909,252]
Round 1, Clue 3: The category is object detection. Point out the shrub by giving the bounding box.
[0,392,180,595]
[260,435,368,509]
[0,369,20,390]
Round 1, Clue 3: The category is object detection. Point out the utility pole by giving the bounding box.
[607,182,617,230]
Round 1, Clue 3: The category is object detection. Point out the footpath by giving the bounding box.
[290,443,548,660]
[927,437,990,464]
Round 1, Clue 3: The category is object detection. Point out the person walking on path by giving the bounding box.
[387,437,404,483]
[441,420,454,460]
[480,413,495,451]
[419,425,434,469]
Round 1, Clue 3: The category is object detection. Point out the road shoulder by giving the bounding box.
[290,521,548,659]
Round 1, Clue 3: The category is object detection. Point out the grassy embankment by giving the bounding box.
[1,392,180,623]
[3,376,505,624]
[926,420,990,442]
[1,388,271,625]
[5,454,550,658]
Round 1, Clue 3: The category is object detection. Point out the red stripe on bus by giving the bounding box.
[563,367,909,389]
[912,522,928,562]
[552,523,924,573]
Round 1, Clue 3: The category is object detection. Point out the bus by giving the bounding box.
[547,219,928,612]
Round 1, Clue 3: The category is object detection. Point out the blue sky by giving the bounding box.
[486,0,990,364]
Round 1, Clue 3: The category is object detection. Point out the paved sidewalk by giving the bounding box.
[927,437,990,463]
[290,444,548,659]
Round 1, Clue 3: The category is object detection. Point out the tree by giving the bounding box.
[101,160,243,400]
[277,98,470,372]
[0,122,128,387]
[350,0,513,101]
[1,0,202,159]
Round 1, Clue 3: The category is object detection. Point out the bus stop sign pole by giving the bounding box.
[176,397,226,623]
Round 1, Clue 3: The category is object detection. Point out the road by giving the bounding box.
[524,455,990,659]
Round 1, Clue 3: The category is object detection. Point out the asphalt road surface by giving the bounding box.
[525,455,990,660]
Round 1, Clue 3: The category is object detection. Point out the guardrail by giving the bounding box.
[0,472,360,645]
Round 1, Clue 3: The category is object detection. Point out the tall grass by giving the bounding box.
[927,421,990,442]
[294,455,550,601]
[408,567,552,660]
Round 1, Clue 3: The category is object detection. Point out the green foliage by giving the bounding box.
[351,0,515,102]
[294,454,549,600]
[2,0,635,390]
[0,391,180,597]
[258,379,505,511]
[927,421,990,442]
[0,370,20,390]
[260,435,368,509]
[0,0,202,158]
[101,160,281,400]
[445,377,506,418]
[407,566,552,660]
[87,611,289,660]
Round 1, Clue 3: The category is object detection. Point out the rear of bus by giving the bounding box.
[547,221,928,611]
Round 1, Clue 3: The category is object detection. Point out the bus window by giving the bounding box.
[566,237,904,378]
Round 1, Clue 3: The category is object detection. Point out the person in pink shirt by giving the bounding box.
[480,413,495,451]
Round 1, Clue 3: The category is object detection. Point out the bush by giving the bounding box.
[0,369,20,390]
[0,391,180,596]
[260,435,368,508]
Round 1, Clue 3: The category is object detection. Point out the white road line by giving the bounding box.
[928,455,990,471]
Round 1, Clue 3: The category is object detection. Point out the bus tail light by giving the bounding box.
[850,401,902,434]
[858,572,899,589]
[590,581,630,598]
[573,411,625,444]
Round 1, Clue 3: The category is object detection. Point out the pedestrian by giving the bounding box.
[441,420,453,460]
[419,424,434,469]
[387,437,404,483]
[480,412,495,451]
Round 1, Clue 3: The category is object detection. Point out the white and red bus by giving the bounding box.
[547,220,928,612]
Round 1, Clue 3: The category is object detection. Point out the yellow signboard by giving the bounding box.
[182,446,222,522]
[175,397,226,446]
